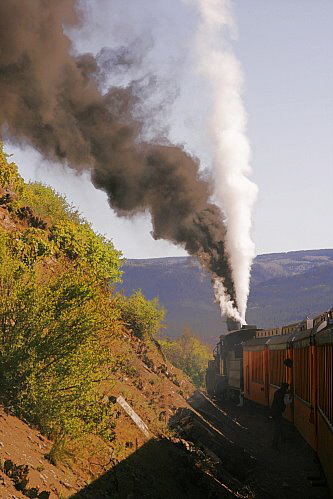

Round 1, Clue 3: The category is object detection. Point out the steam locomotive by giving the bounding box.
[206,309,333,494]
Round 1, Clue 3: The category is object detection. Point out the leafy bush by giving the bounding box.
[0,145,24,196]
[160,327,212,387]
[10,228,54,266]
[0,234,120,441]
[118,290,165,340]
[0,149,125,445]
[49,220,123,283]
[20,182,83,225]
[0,146,168,456]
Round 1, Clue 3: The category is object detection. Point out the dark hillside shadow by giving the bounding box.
[71,392,261,498]
[70,436,239,499]
[169,410,254,483]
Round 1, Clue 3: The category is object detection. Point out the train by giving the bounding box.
[206,309,333,494]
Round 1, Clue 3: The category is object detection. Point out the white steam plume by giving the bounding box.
[213,277,243,323]
[194,0,258,323]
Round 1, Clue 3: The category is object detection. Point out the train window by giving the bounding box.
[269,350,284,386]
[294,347,310,403]
[318,345,333,426]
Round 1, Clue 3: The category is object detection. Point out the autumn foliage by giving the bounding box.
[0,145,165,449]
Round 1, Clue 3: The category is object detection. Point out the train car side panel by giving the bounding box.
[249,349,267,406]
[243,350,250,398]
[243,338,269,406]
[317,411,333,496]
[293,338,317,449]
[267,336,294,422]
[316,329,333,495]
[293,397,316,449]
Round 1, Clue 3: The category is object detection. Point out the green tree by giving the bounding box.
[160,326,212,387]
[0,144,24,196]
[0,147,161,454]
[20,182,83,225]
[118,290,165,340]
[49,220,123,283]
[0,231,120,441]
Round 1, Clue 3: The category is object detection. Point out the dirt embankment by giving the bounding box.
[0,323,256,498]
[0,407,82,498]
[0,330,210,498]
[2,383,331,498]
[0,177,237,497]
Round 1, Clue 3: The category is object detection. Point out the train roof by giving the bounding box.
[242,324,333,350]
[220,324,258,338]
[243,329,311,351]
[220,326,258,346]
[289,323,333,347]
[289,328,313,348]
[242,336,273,352]
[315,325,333,345]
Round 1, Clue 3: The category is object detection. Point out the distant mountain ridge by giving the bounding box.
[121,249,333,344]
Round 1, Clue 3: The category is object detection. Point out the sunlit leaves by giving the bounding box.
[0,146,166,449]
[160,326,212,387]
[0,240,118,441]
[117,289,165,340]
[0,145,24,195]
[49,220,123,283]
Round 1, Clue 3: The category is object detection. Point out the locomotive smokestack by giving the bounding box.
[226,318,242,332]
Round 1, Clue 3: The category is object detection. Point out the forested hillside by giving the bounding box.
[122,250,333,343]
[0,147,210,497]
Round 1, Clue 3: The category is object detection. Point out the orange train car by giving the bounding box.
[243,333,294,421]
[316,326,333,492]
[243,337,269,407]
[207,309,333,494]
[243,318,333,494]
[291,329,317,448]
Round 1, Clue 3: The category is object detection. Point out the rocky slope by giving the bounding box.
[0,331,256,499]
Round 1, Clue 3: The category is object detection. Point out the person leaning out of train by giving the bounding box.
[270,382,290,450]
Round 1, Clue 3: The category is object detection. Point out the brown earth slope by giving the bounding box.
[0,327,196,498]
[0,333,253,499]
[1,352,331,498]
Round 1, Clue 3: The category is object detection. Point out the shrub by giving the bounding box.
[118,290,165,340]
[20,182,83,225]
[49,220,123,283]
[0,147,167,453]
[0,144,24,196]
[160,327,212,387]
[0,232,120,442]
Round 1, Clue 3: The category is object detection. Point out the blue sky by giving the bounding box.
[9,0,333,258]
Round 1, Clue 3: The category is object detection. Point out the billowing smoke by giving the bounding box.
[194,0,258,323]
[0,0,241,315]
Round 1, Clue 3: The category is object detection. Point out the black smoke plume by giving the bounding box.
[0,0,237,307]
